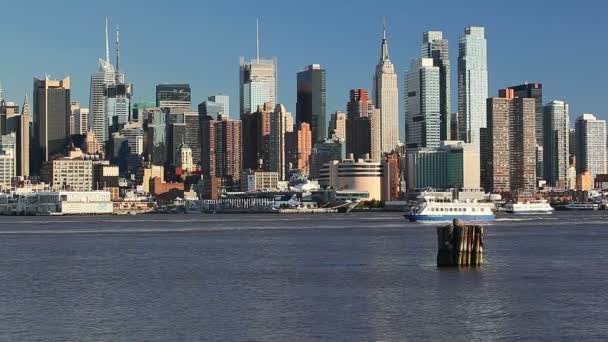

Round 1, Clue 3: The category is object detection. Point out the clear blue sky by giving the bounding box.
[1,0,606,137]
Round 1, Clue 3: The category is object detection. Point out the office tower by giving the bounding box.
[373,23,400,153]
[328,111,346,141]
[90,19,116,143]
[183,111,201,165]
[483,89,536,195]
[0,99,19,136]
[269,104,294,180]
[569,128,577,157]
[239,21,277,116]
[13,94,31,176]
[145,108,167,165]
[405,58,441,149]
[241,103,272,170]
[131,102,155,123]
[201,114,242,181]
[575,113,607,178]
[242,80,270,114]
[421,31,451,140]
[155,84,191,110]
[208,94,229,118]
[105,83,132,128]
[167,118,187,166]
[310,139,344,180]
[198,100,224,121]
[450,112,459,140]
[346,89,375,159]
[296,64,327,144]
[32,76,70,174]
[543,101,570,187]
[458,26,488,151]
[0,133,16,187]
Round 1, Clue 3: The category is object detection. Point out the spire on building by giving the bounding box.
[105,18,110,64]
[256,19,260,62]
[0,81,3,101]
[381,18,390,61]
[115,25,120,73]
[21,93,31,116]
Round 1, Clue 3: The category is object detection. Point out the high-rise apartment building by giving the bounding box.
[507,83,543,177]
[483,89,536,195]
[543,101,570,187]
[296,64,326,144]
[405,58,441,149]
[421,31,451,140]
[200,114,242,181]
[155,84,191,110]
[295,122,312,175]
[458,26,488,152]
[32,76,70,174]
[575,113,607,178]
[328,111,346,142]
[373,25,399,153]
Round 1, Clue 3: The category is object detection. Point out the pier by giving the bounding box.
[437,219,484,267]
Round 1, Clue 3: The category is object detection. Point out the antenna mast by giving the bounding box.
[256,19,260,62]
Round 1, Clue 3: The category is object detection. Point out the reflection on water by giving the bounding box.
[0,212,607,341]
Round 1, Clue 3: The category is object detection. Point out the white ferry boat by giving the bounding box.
[564,203,599,210]
[406,196,495,222]
[505,200,554,214]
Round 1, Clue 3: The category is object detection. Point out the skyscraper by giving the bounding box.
[575,113,607,178]
[242,80,270,114]
[207,95,230,118]
[33,76,71,173]
[421,31,451,140]
[269,104,294,180]
[346,89,375,159]
[507,83,543,177]
[241,103,272,170]
[543,100,570,187]
[328,111,346,142]
[296,64,326,144]
[90,18,116,143]
[17,94,31,177]
[405,58,441,149]
[458,26,488,152]
[239,21,277,116]
[155,84,191,110]
[483,89,536,195]
[373,23,399,153]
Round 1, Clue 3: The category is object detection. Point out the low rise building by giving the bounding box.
[52,158,93,191]
[241,170,279,192]
[319,157,384,200]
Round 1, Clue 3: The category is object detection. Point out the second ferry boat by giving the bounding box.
[505,200,554,214]
[406,195,495,222]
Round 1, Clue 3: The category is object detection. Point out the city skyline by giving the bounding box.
[1,0,606,137]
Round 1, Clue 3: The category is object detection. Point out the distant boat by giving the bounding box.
[564,203,599,210]
[505,200,554,214]
[406,195,495,222]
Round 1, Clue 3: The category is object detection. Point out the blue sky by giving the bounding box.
[1,0,606,137]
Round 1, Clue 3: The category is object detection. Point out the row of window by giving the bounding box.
[428,207,490,213]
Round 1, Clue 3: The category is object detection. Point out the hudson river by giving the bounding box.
[0,212,607,341]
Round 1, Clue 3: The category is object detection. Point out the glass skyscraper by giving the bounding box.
[405,58,441,149]
[296,64,326,144]
[421,31,450,141]
[458,26,488,152]
[243,81,270,114]
[156,84,192,110]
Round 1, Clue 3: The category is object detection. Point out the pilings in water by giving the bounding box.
[437,219,484,267]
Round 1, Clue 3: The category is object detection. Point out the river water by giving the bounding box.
[0,212,606,341]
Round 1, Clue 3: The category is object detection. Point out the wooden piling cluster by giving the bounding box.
[437,219,484,267]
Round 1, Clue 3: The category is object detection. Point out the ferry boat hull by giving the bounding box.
[406,214,495,222]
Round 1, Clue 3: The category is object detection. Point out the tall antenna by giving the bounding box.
[256,19,260,62]
[0,81,3,102]
[116,25,120,73]
[383,17,386,39]
[105,18,110,64]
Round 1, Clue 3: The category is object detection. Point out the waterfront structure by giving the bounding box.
[319,157,384,200]
[328,111,346,141]
[200,114,242,182]
[421,31,451,140]
[373,24,399,154]
[241,170,279,192]
[405,58,441,149]
[406,141,480,191]
[52,158,93,191]
[575,113,607,178]
[458,26,488,152]
[543,101,570,187]
[483,89,536,195]
[296,64,326,144]
[90,19,115,143]
[156,84,191,110]
[269,104,294,180]
[32,76,70,174]
[239,21,277,115]
[207,95,229,117]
